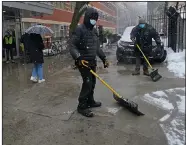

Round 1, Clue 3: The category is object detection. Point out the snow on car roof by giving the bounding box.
[120,26,135,42]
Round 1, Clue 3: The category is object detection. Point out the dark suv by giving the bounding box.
[116,26,167,64]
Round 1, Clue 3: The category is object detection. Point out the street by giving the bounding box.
[3,46,185,145]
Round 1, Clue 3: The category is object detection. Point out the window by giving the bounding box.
[56,2,61,8]
[52,2,57,7]
[64,2,70,11]
[71,2,76,11]
[51,24,60,38]
[23,22,31,32]
[58,25,69,37]
[60,2,65,9]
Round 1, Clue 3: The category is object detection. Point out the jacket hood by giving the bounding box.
[83,7,98,30]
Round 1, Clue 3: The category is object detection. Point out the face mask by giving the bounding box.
[90,19,96,25]
[139,24,145,28]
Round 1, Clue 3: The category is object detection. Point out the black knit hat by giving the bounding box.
[139,18,146,24]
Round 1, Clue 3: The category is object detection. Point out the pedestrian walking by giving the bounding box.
[130,18,162,76]
[68,7,109,117]
[28,33,45,83]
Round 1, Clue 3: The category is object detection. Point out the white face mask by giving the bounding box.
[90,19,96,25]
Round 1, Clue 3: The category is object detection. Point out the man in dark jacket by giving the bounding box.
[68,7,109,117]
[130,18,161,75]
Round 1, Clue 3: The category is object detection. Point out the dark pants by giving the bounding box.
[6,48,14,61]
[135,51,149,71]
[78,66,96,107]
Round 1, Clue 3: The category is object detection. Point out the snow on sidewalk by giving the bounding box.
[142,87,185,145]
[165,48,185,78]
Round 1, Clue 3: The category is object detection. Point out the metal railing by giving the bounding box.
[142,5,186,52]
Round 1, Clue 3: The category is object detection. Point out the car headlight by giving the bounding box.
[117,40,122,47]
[117,41,129,47]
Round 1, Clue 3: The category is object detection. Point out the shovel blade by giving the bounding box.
[149,69,162,82]
[113,94,145,116]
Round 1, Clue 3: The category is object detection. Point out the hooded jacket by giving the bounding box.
[68,7,106,65]
[130,23,161,54]
[28,33,45,63]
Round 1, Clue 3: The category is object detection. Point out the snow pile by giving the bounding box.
[152,90,168,98]
[160,117,185,145]
[143,93,174,110]
[165,48,185,78]
[106,107,121,115]
[120,26,135,42]
[142,87,185,145]
[176,94,185,114]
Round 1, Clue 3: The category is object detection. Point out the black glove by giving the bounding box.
[102,58,109,68]
[75,56,84,67]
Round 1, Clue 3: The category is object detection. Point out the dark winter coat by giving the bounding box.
[20,33,30,52]
[68,7,106,66]
[28,34,44,63]
[130,24,161,55]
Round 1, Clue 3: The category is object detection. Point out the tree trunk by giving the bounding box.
[175,2,179,10]
[69,2,89,36]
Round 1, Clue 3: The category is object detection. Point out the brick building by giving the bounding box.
[22,2,117,38]
[2,1,53,60]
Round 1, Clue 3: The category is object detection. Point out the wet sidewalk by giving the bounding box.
[3,51,185,145]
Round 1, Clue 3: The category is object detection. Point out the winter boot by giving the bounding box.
[143,69,150,76]
[11,60,15,63]
[77,103,94,117]
[87,100,102,108]
[132,68,140,75]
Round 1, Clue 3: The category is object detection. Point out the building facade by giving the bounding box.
[2,1,54,60]
[21,2,117,38]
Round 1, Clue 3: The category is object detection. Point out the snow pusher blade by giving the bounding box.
[136,44,162,82]
[149,68,162,82]
[81,60,145,116]
[113,94,144,116]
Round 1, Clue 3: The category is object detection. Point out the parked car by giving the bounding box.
[116,26,167,64]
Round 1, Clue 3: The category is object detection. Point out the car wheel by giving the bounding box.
[116,51,122,62]
[155,50,167,63]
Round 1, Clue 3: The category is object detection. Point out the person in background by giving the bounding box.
[68,7,109,117]
[28,33,45,83]
[3,31,15,63]
[130,18,162,76]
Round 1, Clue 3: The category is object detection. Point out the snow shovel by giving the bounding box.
[81,60,144,116]
[136,44,162,82]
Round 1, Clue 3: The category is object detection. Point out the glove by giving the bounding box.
[75,56,84,67]
[103,58,109,68]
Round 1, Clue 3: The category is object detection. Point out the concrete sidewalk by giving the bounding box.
[3,51,185,145]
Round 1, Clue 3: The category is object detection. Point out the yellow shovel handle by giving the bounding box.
[136,44,153,69]
[81,60,122,98]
